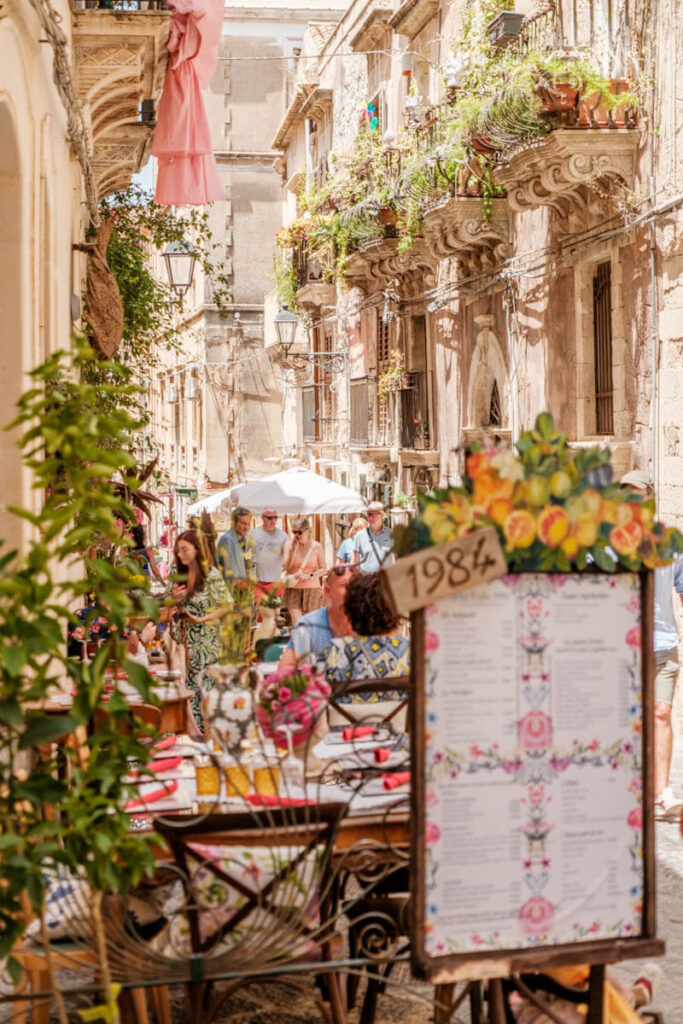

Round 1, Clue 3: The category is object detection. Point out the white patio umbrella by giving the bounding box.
[231,467,367,515]
[187,485,240,516]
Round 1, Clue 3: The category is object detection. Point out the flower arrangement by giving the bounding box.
[259,582,284,609]
[395,413,683,573]
[256,666,331,749]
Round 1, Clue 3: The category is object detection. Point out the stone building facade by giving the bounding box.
[270,0,683,528]
[0,0,169,552]
[147,0,347,532]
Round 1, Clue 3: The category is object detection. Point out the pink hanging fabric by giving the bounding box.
[152,0,223,205]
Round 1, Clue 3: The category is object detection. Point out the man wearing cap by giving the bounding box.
[352,501,393,573]
[621,470,683,820]
[248,509,288,595]
[216,506,252,582]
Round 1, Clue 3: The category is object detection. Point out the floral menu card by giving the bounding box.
[422,572,643,956]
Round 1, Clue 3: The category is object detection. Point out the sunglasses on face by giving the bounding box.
[263,515,277,520]
[292,530,304,535]
[331,565,356,577]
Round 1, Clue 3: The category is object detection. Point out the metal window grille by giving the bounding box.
[376,312,390,372]
[593,261,614,435]
[350,378,375,446]
[489,380,502,428]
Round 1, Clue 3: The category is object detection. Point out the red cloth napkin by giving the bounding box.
[383,771,410,791]
[374,747,391,764]
[146,755,183,774]
[124,778,178,811]
[146,735,177,754]
[342,726,376,741]
[128,756,183,779]
[244,794,312,808]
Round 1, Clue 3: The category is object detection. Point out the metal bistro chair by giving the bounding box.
[154,801,349,1024]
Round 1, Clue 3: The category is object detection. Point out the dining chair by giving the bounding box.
[154,802,349,1024]
[327,677,410,731]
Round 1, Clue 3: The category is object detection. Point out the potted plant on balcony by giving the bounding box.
[378,351,410,400]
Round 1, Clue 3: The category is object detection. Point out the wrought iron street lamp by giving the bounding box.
[162,241,196,297]
[273,304,347,373]
[273,303,299,356]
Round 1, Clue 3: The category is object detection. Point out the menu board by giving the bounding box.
[414,572,649,966]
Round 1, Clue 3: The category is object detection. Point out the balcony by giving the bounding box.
[399,371,432,451]
[71,0,170,197]
[389,0,438,39]
[295,244,336,311]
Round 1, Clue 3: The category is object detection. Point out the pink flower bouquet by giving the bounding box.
[257,666,331,749]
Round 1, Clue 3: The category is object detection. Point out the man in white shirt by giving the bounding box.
[248,508,288,593]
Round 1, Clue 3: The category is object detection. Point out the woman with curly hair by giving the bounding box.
[321,571,409,692]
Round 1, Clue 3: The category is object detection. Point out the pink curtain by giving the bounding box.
[152,0,223,206]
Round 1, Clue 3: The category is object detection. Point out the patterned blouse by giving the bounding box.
[321,634,410,703]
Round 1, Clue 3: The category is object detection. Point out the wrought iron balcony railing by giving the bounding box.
[73,1,167,10]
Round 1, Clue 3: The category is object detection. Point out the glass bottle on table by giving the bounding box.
[279,725,305,798]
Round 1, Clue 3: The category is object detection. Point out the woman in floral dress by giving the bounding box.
[171,530,230,730]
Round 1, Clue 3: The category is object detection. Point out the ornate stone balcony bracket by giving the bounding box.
[296,281,337,312]
[72,9,170,198]
[344,237,436,291]
[494,129,639,216]
[423,197,511,276]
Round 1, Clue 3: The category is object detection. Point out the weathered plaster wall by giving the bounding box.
[0,1,85,554]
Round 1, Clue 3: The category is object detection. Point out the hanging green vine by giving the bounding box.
[96,184,232,367]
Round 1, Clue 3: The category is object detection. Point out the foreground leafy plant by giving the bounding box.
[0,338,161,1021]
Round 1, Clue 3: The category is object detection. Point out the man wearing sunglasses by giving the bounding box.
[278,565,354,670]
[248,508,288,595]
[352,501,393,574]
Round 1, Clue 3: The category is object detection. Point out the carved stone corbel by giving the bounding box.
[423,197,512,276]
[495,129,638,215]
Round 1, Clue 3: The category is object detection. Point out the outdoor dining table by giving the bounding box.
[40,678,195,735]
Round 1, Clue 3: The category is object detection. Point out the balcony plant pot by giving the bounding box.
[377,206,397,227]
[536,82,579,114]
[487,10,524,47]
[577,91,609,128]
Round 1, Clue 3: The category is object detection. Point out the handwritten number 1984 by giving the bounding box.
[406,535,497,599]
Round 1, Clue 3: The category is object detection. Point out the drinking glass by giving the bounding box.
[222,753,250,798]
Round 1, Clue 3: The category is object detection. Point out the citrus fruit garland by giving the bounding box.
[394,414,683,573]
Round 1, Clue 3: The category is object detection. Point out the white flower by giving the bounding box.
[491,450,524,482]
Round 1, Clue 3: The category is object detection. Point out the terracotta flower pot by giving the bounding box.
[537,82,579,114]
[578,91,609,127]
[377,206,397,227]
